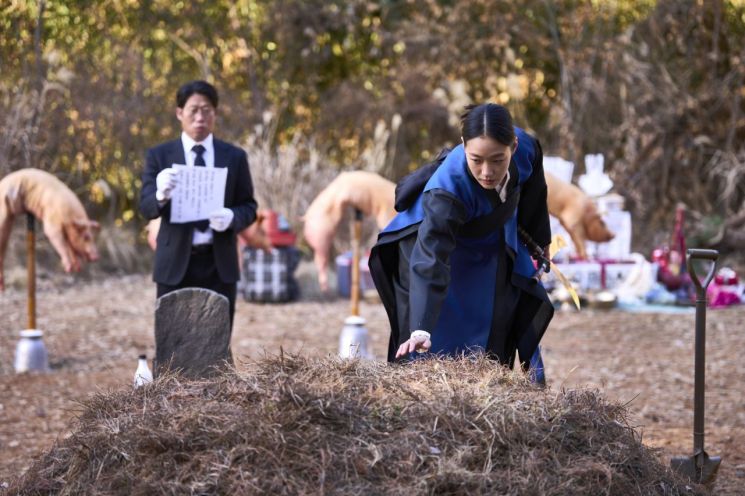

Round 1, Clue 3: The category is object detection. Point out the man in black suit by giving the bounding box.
[139,80,257,325]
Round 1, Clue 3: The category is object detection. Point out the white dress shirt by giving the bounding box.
[181,132,215,168]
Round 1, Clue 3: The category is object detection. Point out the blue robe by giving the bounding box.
[369,127,553,367]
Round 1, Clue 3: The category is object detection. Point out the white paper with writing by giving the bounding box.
[169,164,227,223]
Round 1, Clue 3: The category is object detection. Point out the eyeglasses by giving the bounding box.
[183,105,215,118]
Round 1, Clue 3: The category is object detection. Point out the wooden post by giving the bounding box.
[27,213,36,330]
[350,209,363,317]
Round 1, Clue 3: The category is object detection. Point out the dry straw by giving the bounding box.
[8,354,705,495]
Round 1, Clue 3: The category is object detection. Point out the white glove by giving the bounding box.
[209,208,234,232]
[155,168,179,202]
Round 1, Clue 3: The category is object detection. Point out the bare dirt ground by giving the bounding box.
[1,266,744,494]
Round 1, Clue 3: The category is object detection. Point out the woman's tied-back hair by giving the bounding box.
[176,80,219,109]
[460,103,515,146]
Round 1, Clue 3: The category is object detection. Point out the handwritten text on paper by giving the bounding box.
[169,165,227,223]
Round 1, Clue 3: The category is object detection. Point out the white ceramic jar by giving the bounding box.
[338,315,370,359]
[14,329,49,373]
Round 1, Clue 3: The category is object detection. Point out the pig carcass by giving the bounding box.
[545,171,615,259]
[302,171,396,292]
[0,168,100,291]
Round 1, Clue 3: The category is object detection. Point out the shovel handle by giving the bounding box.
[686,249,718,295]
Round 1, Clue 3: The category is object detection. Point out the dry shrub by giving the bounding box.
[94,224,151,274]
[605,2,745,253]
[0,80,65,178]
[7,355,705,496]
[243,116,337,238]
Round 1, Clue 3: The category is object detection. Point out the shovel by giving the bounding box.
[671,248,721,484]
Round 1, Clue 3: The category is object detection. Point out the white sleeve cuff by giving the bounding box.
[410,330,431,340]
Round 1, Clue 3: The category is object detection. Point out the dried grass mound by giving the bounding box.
[8,355,705,495]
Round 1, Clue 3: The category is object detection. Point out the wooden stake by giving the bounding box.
[27,213,36,329]
[350,209,363,317]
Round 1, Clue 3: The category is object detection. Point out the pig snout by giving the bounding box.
[67,223,100,266]
[74,233,100,262]
[314,251,330,292]
[86,247,100,262]
[587,216,615,243]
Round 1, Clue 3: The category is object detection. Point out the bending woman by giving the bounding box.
[369,103,553,372]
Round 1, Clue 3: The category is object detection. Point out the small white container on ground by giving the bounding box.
[338,315,371,359]
[133,354,153,388]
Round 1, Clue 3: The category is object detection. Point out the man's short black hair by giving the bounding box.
[176,80,219,108]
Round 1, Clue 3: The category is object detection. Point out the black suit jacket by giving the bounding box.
[139,138,257,285]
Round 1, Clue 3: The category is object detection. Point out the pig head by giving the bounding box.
[62,219,101,271]
[545,171,614,259]
[302,171,396,291]
[0,168,100,291]
[302,214,337,293]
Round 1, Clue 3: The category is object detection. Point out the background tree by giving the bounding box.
[1,0,744,270]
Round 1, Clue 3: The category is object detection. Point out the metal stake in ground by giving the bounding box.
[27,212,36,329]
[14,213,49,373]
[671,248,721,484]
[350,208,363,317]
[338,208,370,358]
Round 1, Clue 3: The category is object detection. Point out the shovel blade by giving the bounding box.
[671,453,721,485]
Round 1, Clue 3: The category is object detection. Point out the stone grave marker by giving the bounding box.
[154,287,232,378]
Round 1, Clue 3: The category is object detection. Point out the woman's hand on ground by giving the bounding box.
[395,334,432,358]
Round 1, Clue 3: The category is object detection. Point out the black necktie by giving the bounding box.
[192,144,209,231]
[193,144,206,166]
